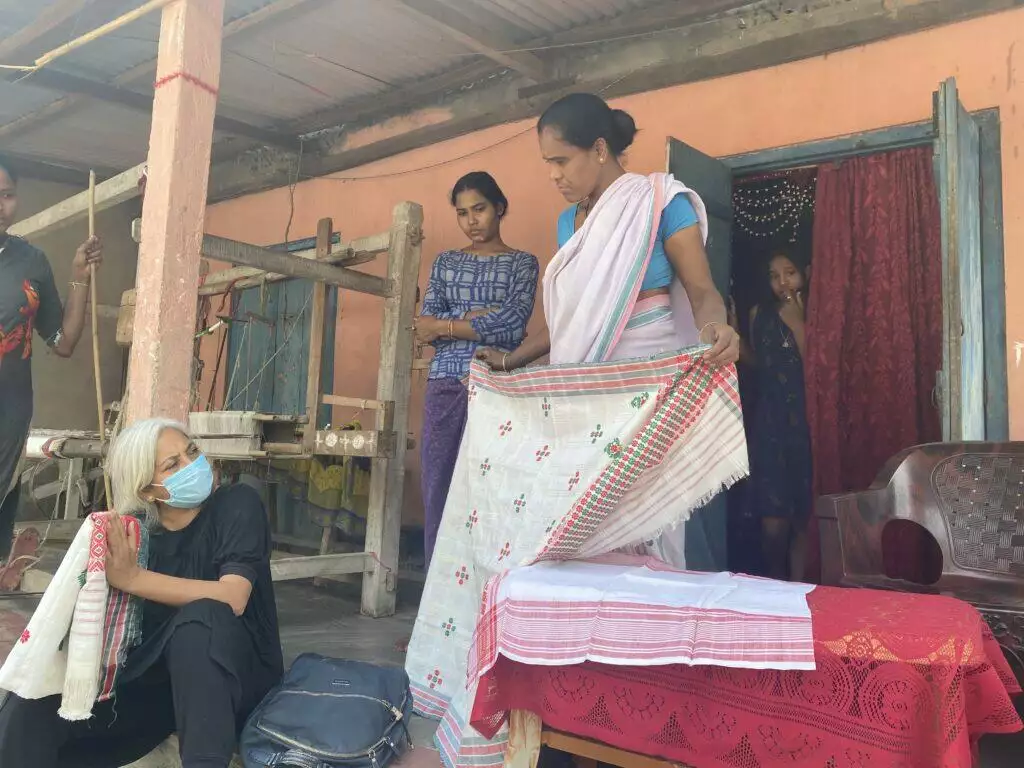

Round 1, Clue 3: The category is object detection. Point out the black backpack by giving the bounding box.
[240,654,413,768]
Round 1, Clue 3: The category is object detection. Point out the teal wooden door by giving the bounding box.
[668,138,734,296]
[934,78,985,441]
[224,284,278,413]
[667,137,735,571]
[225,237,337,423]
[224,236,339,544]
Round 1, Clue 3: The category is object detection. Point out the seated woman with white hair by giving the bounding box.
[0,418,283,768]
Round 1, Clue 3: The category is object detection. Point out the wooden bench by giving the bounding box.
[544,731,691,768]
[505,710,693,768]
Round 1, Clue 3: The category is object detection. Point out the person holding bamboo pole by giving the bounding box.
[0,156,103,563]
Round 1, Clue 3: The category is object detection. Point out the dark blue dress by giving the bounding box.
[750,307,813,523]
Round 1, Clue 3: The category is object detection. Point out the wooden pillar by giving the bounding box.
[127,0,225,423]
[304,219,333,451]
[361,202,423,617]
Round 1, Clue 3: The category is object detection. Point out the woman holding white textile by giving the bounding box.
[406,93,748,768]
[479,93,739,568]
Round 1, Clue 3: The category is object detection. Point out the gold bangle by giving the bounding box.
[448,318,454,339]
[69,281,89,290]
[502,353,510,372]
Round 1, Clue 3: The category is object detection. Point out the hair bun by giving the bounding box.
[537,94,638,158]
[608,109,637,154]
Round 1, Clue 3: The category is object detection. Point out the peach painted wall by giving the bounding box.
[206,9,1024,524]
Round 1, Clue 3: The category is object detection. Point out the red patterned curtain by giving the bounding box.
[804,147,943,580]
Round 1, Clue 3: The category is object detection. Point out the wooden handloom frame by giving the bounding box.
[15,190,422,618]
[181,208,423,618]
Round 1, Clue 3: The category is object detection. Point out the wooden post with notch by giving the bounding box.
[126,0,225,423]
[361,202,423,617]
[307,218,334,584]
[304,218,332,451]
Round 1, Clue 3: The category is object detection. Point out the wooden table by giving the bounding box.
[474,587,1022,768]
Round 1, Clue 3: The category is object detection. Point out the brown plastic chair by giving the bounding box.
[816,442,1024,680]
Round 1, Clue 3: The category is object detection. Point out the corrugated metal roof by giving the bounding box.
[0,81,61,124]
[0,0,717,174]
[218,1,477,122]
[9,101,153,171]
[10,97,238,171]
[55,15,161,82]
[457,0,653,35]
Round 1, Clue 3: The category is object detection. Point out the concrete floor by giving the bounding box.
[271,578,441,752]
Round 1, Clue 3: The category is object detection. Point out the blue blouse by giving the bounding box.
[556,193,699,290]
[421,249,539,380]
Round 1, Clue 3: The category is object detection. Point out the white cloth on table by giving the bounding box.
[469,555,816,680]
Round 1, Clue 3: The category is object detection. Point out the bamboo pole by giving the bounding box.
[88,171,113,507]
[34,0,178,71]
[0,0,177,73]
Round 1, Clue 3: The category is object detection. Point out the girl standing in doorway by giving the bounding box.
[415,172,539,569]
[744,251,813,580]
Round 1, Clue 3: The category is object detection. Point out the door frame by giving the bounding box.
[721,109,1008,440]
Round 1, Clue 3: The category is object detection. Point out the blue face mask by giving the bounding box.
[157,454,214,509]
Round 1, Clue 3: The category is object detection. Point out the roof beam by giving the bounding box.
[9,163,145,240]
[4,67,298,149]
[209,0,1014,201]
[296,59,498,134]
[392,0,548,82]
[290,0,748,136]
[540,0,756,46]
[0,0,324,146]
[0,151,118,186]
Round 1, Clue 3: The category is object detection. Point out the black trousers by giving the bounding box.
[0,600,268,768]
[0,409,28,561]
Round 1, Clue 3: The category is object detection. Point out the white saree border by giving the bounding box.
[406,349,749,768]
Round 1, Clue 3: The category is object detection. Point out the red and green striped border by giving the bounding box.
[540,359,731,558]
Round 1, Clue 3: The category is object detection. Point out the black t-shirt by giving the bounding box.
[0,236,63,419]
[138,483,284,678]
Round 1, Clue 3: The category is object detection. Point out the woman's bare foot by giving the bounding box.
[0,527,41,592]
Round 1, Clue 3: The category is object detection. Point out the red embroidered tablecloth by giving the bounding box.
[470,587,1022,768]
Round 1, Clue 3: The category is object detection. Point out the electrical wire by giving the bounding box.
[283,139,305,246]
[305,124,535,183]
[227,48,332,100]
[271,41,396,88]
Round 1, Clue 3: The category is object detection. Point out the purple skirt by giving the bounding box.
[420,378,468,568]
